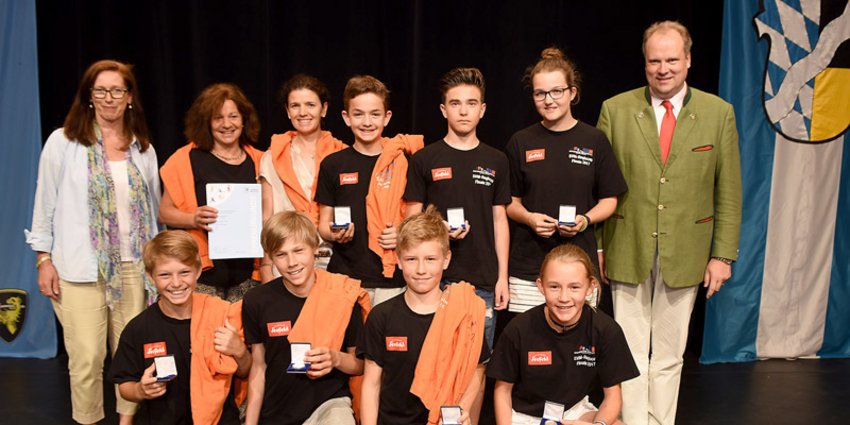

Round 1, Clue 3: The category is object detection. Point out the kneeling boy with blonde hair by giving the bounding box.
[243,211,368,425]
[358,206,489,425]
[110,230,251,424]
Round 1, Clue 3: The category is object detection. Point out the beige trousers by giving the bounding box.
[302,396,356,425]
[52,262,145,424]
[611,254,698,425]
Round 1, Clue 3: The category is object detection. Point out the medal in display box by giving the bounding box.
[446,207,466,232]
[154,355,177,382]
[332,206,352,230]
[287,342,311,373]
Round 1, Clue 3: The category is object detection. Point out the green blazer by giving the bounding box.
[597,87,742,287]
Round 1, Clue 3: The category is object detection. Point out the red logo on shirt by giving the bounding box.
[431,168,453,181]
[525,149,545,163]
[528,351,552,366]
[267,321,291,337]
[386,336,408,351]
[339,172,359,185]
[144,342,167,359]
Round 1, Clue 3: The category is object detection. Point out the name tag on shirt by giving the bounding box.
[267,321,292,337]
[431,167,453,181]
[386,336,408,351]
[144,342,167,358]
[526,149,546,163]
[339,172,359,185]
[528,350,552,366]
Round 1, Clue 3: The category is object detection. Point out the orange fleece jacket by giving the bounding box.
[189,293,248,425]
[269,131,347,226]
[410,282,486,424]
[288,268,371,348]
[365,134,424,277]
[160,143,264,276]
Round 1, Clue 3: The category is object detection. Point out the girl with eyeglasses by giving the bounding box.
[504,47,627,316]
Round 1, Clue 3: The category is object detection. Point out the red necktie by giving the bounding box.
[659,100,676,164]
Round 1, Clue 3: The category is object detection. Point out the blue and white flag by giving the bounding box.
[702,0,850,363]
[0,0,57,358]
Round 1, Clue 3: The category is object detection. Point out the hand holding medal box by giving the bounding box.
[332,206,352,230]
[154,355,177,382]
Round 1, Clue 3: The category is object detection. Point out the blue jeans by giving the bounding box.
[475,287,496,352]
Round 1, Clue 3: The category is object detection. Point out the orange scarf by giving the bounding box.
[160,143,264,276]
[189,293,248,425]
[410,282,485,424]
[287,269,371,421]
[365,134,424,277]
[269,131,347,226]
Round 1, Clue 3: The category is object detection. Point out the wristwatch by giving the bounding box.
[712,256,734,265]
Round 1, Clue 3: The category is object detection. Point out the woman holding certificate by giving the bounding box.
[258,74,346,280]
[26,59,160,425]
[160,83,265,302]
[504,48,627,316]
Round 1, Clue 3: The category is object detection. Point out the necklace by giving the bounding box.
[211,149,244,162]
[544,306,579,333]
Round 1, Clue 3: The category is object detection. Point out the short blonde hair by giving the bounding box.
[643,20,693,57]
[143,230,201,273]
[397,205,450,255]
[539,243,596,283]
[261,211,320,254]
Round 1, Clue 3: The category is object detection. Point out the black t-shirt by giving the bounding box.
[504,122,627,280]
[242,277,362,424]
[404,140,511,291]
[314,148,402,288]
[486,304,639,417]
[190,149,257,288]
[109,303,240,425]
[357,293,490,424]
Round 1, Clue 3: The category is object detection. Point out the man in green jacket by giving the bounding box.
[597,21,742,425]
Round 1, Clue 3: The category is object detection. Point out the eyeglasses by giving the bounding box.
[91,87,128,99]
[532,86,571,102]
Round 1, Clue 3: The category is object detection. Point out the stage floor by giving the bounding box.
[1,351,848,424]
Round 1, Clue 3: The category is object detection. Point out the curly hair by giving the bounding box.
[184,83,260,151]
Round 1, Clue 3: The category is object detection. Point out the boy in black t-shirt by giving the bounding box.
[487,244,638,425]
[243,211,365,425]
[315,75,423,307]
[358,206,489,425]
[109,230,251,425]
[404,67,511,349]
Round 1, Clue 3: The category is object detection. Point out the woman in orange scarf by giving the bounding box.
[258,75,346,281]
[159,83,264,302]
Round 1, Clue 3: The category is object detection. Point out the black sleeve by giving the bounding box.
[493,152,512,205]
[108,318,145,385]
[592,132,628,200]
[356,307,387,367]
[242,291,263,346]
[596,313,640,388]
[505,135,524,198]
[403,151,427,203]
[485,323,520,382]
[342,303,365,350]
[314,156,336,207]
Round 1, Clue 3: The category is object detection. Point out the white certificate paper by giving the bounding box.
[206,183,263,259]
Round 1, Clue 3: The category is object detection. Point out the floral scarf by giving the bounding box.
[87,130,157,308]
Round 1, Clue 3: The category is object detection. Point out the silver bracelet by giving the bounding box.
[592,420,608,425]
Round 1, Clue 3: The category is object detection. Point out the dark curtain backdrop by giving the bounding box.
[35,0,724,353]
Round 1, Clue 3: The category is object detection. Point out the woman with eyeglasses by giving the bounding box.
[504,47,627,316]
[257,74,346,281]
[26,59,160,425]
[159,83,265,301]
